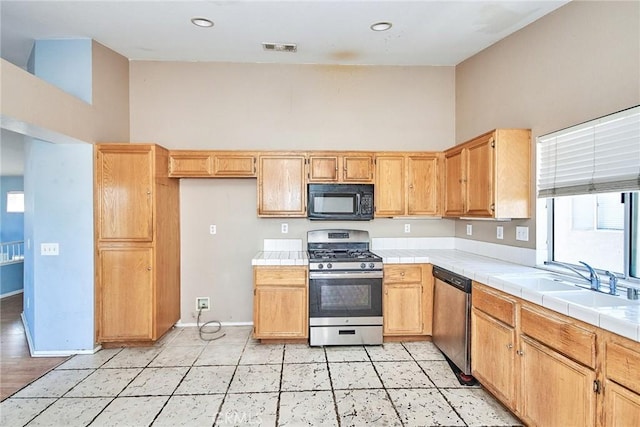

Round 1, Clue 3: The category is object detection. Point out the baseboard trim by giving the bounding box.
[20,312,100,357]
[176,321,253,328]
[1,289,24,299]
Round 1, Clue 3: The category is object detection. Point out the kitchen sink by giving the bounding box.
[546,290,640,307]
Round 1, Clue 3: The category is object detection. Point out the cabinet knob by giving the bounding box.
[409,184,414,189]
[506,343,513,349]
[400,272,405,276]
[147,267,152,271]
[516,350,524,356]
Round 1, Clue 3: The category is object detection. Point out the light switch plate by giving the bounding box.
[516,226,529,241]
[466,224,473,236]
[41,243,59,256]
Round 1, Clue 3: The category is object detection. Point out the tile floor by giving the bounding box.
[0,326,522,426]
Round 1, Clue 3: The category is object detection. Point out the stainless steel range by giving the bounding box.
[307,229,383,346]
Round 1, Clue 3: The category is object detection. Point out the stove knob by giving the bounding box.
[369,263,375,269]
[360,263,366,269]
[327,263,332,269]
[318,264,324,269]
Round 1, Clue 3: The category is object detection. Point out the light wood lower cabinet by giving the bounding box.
[383,264,433,337]
[472,282,640,427]
[253,266,308,340]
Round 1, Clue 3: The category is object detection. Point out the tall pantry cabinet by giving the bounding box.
[94,143,180,345]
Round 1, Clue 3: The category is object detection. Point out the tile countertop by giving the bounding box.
[251,248,640,342]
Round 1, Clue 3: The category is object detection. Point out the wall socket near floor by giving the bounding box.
[404,224,411,233]
[466,224,473,236]
[516,226,529,241]
[281,223,288,234]
[496,226,504,240]
[196,297,210,311]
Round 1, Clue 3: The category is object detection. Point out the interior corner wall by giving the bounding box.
[453,0,640,249]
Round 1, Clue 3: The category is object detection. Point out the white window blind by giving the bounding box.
[538,106,640,198]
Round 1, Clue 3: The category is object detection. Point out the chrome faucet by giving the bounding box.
[605,271,618,295]
[544,260,601,291]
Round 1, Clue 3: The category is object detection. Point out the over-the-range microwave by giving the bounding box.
[307,183,374,221]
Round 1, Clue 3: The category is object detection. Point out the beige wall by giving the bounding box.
[455,0,640,249]
[129,62,456,322]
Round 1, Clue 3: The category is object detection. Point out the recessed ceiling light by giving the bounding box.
[191,17,214,28]
[370,22,392,32]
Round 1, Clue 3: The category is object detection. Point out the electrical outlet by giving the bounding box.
[209,225,216,235]
[196,297,210,311]
[496,226,504,240]
[516,226,529,241]
[404,224,411,233]
[41,243,59,256]
[281,223,288,234]
[466,224,473,236]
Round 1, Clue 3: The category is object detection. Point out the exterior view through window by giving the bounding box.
[551,192,638,278]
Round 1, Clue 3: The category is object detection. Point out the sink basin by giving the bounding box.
[547,290,640,307]
[513,277,583,292]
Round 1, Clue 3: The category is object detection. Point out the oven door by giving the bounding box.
[309,271,383,320]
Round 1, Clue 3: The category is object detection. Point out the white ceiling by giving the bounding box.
[1,0,569,68]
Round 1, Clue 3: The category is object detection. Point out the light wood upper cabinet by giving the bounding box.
[96,145,154,241]
[257,153,307,217]
[375,153,440,217]
[307,152,374,183]
[383,264,433,337]
[95,143,180,345]
[253,266,308,340]
[169,151,256,178]
[444,129,531,218]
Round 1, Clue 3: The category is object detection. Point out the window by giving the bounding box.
[538,106,640,281]
[6,191,24,213]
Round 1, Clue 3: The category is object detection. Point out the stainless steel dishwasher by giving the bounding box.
[432,265,473,379]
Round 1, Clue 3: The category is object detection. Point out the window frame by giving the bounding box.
[546,192,639,283]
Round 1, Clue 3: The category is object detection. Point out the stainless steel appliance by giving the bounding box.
[432,266,473,378]
[307,184,374,221]
[307,229,383,346]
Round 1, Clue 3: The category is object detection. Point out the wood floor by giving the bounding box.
[1,293,69,401]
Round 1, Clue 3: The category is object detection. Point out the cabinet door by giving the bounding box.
[213,153,256,177]
[253,286,308,338]
[519,336,596,427]
[96,146,154,241]
[308,156,339,182]
[168,152,213,177]
[444,148,465,216]
[258,155,306,216]
[465,134,495,216]
[407,155,439,215]
[98,247,153,341]
[471,309,516,407]
[343,155,373,182]
[383,283,423,335]
[604,380,640,427]
[375,156,405,217]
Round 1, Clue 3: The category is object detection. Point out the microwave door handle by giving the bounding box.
[356,193,361,216]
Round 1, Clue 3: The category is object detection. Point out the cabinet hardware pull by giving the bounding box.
[516,350,524,356]
[147,267,152,271]
[506,343,513,349]
[593,380,601,394]
[490,204,495,211]
[409,184,414,189]
[400,272,405,276]
[490,138,495,148]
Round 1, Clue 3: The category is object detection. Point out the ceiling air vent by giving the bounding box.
[262,42,297,53]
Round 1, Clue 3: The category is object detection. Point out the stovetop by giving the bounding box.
[307,229,382,271]
[308,249,381,262]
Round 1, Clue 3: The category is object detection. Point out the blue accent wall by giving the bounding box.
[1,176,25,296]
[22,139,94,352]
[30,39,92,104]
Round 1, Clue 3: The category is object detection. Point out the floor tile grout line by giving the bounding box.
[365,345,406,427]
[210,334,250,426]
[323,345,342,427]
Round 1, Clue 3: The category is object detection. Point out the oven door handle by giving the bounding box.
[309,271,383,280]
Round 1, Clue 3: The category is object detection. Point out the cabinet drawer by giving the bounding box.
[521,305,596,369]
[472,285,515,327]
[254,267,307,286]
[606,341,640,395]
[384,265,422,283]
